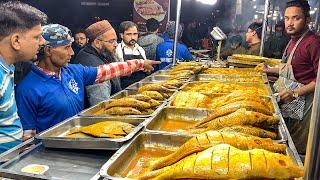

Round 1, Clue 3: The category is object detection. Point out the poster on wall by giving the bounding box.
[133,0,170,33]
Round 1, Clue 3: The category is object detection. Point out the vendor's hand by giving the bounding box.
[254,63,268,73]
[279,89,294,103]
[143,60,160,73]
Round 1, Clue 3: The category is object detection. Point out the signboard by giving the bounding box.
[133,0,170,33]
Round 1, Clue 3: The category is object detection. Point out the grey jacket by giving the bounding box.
[72,45,112,106]
[138,34,164,60]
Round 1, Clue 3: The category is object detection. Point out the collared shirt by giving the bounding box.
[156,39,193,70]
[16,60,144,132]
[0,56,23,153]
[286,31,320,84]
[115,41,147,62]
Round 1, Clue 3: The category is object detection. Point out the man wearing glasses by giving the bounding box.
[73,20,122,106]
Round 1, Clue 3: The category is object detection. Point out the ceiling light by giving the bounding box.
[196,0,217,5]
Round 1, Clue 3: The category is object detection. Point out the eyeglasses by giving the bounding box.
[97,39,118,45]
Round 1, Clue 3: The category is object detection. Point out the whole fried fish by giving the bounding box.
[141,91,164,100]
[148,130,286,171]
[138,84,173,93]
[105,98,151,110]
[127,94,152,102]
[219,125,278,140]
[69,121,135,138]
[139,144,303,180]
[104,107,142,115]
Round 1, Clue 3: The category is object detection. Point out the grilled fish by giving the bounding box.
[148,99,161,107]
[219,125,278,139]
[103,107,142,115]
[105,98,151,110]
[149,131,286,170]
[138,84,173,93]
[139,144,302,180]
[127,94,152,102]
[195,100,273,128]
[202,108,279,130]
[68,121,135,138]
[141,91,164,100]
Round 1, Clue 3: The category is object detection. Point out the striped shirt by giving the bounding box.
[0,57,23,153]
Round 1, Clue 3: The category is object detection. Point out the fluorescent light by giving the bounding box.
[254,14,258,19]
[196,0,217,5]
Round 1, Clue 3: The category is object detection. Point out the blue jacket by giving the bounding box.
[156,39,193,69]
[16,64,97,133]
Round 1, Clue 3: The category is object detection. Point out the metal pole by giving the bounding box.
[314,1,320,31]
[303,61,320,179]
[260,0,270,56]
[172,0,182,65]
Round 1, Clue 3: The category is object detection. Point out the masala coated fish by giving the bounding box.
[127,94,152,102]
[105,98,151,110]
[141,91,164,100]
[139,144,302,180]
[149,130,286,170]
[138,84,173,93]
[68,121,135,138]
[103,107,142,115]
[219,125,278,139]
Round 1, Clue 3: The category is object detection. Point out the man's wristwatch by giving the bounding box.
[292,90,299,99]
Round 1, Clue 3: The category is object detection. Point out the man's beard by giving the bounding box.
[102,49,116,63]
[286,25,307,36]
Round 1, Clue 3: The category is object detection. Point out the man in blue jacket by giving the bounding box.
[156,21,193,70]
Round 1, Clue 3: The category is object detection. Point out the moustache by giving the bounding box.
[129,39,137,44]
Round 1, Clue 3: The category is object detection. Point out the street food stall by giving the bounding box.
[2,0,320,179]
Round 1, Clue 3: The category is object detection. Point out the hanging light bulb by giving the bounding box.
[196,0,218,5]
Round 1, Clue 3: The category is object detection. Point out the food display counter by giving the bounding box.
[0,62,303,179]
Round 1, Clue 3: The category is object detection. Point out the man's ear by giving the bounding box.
[120,33,124,39]
[10,33,22,50]
[44,46,52,57]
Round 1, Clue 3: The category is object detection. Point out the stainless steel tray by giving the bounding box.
[140,75,172,82]
[36,116,145,150]
[99,132,191,179]
[78,98,166,118]
[180,81,273,96]
[146,106,286,142]
[145,107,213,135]
[99,132,301,179]
[0,138,109,180]
[195,74,268,83]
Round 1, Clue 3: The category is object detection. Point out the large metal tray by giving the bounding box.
[195,74,268,83]
[0,138,110,180]
[78,98,166,118]
[99,132,301,179]
[169,91,279,114]
[145,107,286,142]
[36,116,145,150]
[180,81,273,96]
[99,132,191,179]
[145,107,212,135]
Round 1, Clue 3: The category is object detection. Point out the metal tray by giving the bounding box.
[140,75,172,83]
[36,116,145,150]
[0,138,110,180]
[146,106,286,142]
[99,132,301,179]
[99,132,191,179]
[195,74,268,83]
[78,98,166,118]
[145,107,213,135]
[180,81,273,96]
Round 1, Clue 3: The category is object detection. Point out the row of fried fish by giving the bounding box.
[164,61,208,80]
[182,81,269,95]
[135,130,302,179]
